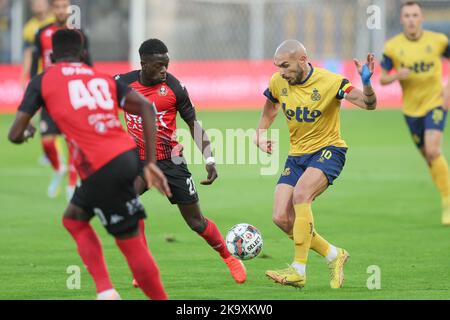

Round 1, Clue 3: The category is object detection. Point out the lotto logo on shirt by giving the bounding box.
[400,61,434,73]
[282,104,322,123]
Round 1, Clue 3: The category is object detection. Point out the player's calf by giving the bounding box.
[116,229,168,300]
[62,214,114,296]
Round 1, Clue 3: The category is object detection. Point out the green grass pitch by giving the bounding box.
[1,109,449,300]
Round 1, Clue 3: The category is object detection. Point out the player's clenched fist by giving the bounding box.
[256,137,276,155]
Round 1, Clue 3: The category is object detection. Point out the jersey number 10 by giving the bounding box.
[68,78,114,111]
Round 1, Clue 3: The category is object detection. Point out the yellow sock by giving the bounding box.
[311,230,331,257]
[429,156,450,199]
[288,230,330,256]
[293,204,314,264]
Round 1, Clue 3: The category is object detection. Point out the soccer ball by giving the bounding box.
[226,223,263,260]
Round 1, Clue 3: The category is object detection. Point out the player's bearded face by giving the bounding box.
[292,63,305,85]
[281,63,304,85]
[275,53,307,85]
[52,0,70,25]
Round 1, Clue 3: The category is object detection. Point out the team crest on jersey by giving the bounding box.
[159,85,168,96]
[426,45,433,54]
[311,88,321,102]
[281,88,288,97]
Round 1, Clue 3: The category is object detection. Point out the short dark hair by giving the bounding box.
[52,29,83,60]
[401,1,423,10]
[139,39,168,57]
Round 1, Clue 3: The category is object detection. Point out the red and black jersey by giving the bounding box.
[19,62,136,180]
[115,71,196,161]
[31,23,92,77]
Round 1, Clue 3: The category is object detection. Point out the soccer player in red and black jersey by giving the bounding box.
[9,30,171,300]
[31,0,91,201]
[115,39,247,285]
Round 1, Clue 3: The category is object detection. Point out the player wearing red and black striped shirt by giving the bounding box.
[9,30,170,300]
[117,70,194,162]
[30,0,92,201]
[115,39,247,286]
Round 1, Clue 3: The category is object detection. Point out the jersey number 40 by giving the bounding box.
[68,78,114,111]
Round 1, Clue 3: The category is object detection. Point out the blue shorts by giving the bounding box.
[277,146,348,187]
[405,107,448,148]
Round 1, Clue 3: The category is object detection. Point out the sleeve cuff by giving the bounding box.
[381,54,393,71]
[264,88,279,104]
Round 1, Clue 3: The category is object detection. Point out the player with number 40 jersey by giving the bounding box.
[8,29,171,300]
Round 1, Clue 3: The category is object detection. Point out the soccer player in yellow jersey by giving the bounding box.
[380,1,450,225]
[255,40,377,289]
[20,0,54,88]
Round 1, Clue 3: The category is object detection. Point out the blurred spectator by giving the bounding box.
[0,0,11,63]
[20,0,54,87]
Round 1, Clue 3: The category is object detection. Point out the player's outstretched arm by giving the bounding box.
[379,68,410,86]
[185,119,218,185]
[123,90,172,197]
[8,112,36,144]
[9,76,43,144]
[345,54,377,111]
[254,99,280,154]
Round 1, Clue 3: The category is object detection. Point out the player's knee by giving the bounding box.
[292,188,314,204]
[424,145,441,163]
[272,213,290,230]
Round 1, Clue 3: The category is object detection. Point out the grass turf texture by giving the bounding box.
[0,109,449,300]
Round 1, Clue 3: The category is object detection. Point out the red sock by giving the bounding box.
[116,236,167,300]
[62,218,113,293]
[200,219,231,259]
[42,138,61,171]
[139,219,148,248]
[67,146,78,187]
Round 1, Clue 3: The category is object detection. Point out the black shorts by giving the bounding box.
[40,108,61,136]
[139,158,199,205]
[71,149,146,236]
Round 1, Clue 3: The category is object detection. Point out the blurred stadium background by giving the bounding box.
[1,0,450,300]
[1,0,449,111]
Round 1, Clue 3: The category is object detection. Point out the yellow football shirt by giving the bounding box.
[264,64,353,156]
[382,30,450,117]
[23,14,55,48]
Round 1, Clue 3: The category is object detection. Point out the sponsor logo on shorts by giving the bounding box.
[110,215,124,225]
[413,134,421,145]
[40,121,48,133]
[281,168,291,177]
[126,198,144,216]
[432,109,444,125]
